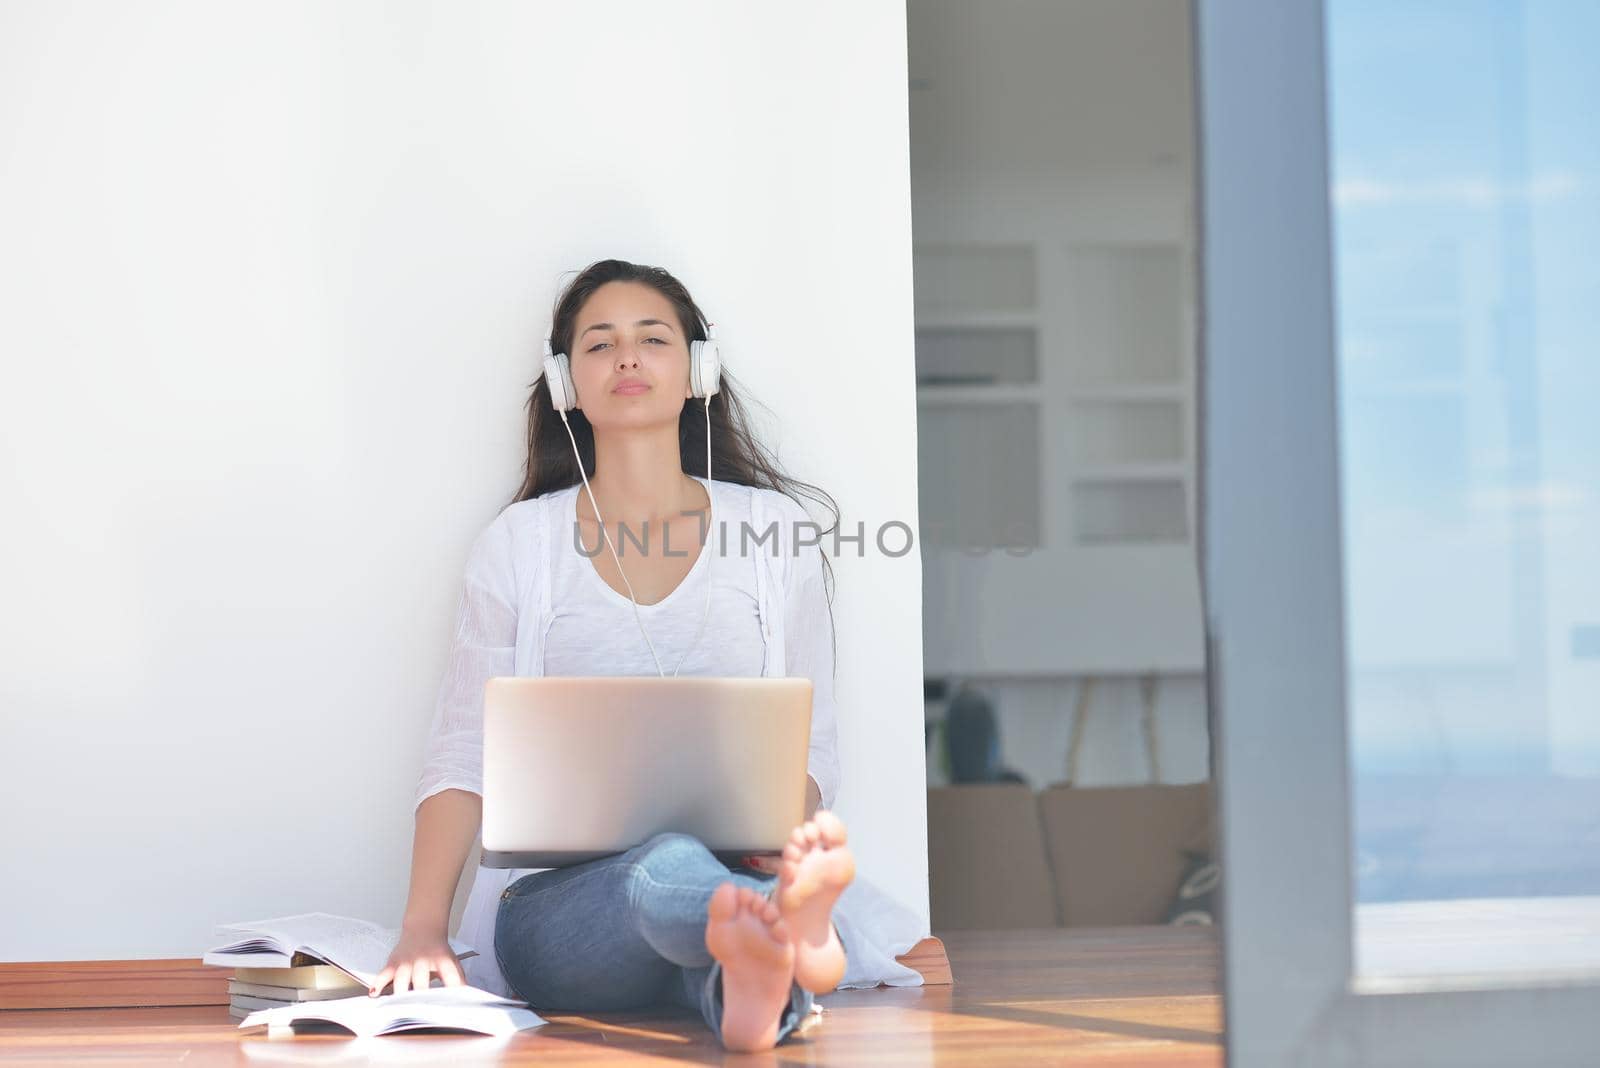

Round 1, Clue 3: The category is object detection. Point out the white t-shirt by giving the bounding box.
[412,475,857,997]
[543,476,768,681]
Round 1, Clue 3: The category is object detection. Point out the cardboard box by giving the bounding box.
[1039,781,1213,926]
[927,784,1061,930]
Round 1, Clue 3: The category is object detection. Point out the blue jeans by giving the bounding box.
[492,832,818,1044]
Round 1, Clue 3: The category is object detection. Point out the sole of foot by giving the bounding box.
[705,882,796,1052]
[776,810,855,994]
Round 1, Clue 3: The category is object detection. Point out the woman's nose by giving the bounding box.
[613,344,641,368]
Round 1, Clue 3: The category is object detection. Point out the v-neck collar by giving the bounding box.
[569,475,714,611]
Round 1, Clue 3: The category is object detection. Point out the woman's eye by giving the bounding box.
[587,337,667,352]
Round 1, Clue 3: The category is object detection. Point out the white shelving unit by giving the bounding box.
[1060,243,1192,546]
[916,236,1205,676]
[914,243,1045,553]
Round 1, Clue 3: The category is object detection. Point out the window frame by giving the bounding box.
[1195,1,1600,1063]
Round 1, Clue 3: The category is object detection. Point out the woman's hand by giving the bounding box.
[369,925,466,997]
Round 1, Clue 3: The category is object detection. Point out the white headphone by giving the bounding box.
[540,317,722,678]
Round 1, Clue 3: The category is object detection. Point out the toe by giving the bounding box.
[815,810,848,846]
[783,841,803,863]
[709,882,739,921]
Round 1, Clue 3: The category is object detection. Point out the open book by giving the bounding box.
[204,912,477,989]
[237,984,544,1038]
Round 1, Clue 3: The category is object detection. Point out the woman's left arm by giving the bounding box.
[786,508,841,818]
[744,510,840,873]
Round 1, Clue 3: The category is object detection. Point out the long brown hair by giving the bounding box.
[511,258,841,612]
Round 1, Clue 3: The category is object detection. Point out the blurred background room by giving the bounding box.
[907,0,1216,935]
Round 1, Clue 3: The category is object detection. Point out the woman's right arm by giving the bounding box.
[373,513,519,996]
[401,789,483,936]
[368,789,482,996]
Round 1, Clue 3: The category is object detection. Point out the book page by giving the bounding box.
[203,949,293,969]
[376,1004,543,1037]
[217,913,475,987]
[232,963,363,990]
[238,984,542,1038]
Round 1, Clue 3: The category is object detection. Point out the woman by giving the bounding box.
[373,258,856,1051]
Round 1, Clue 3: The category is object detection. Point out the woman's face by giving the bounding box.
[566,280,693,430]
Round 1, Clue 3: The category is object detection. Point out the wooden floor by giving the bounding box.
[0,927,1223,1066]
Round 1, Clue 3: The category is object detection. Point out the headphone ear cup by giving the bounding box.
[543,351,577,412]
[689,338,722,399]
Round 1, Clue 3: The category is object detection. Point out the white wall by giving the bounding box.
[0,0,926,961]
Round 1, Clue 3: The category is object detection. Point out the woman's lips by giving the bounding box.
[613,383,650,395]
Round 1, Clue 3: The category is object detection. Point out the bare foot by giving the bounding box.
[704,883,796,1052]
[776,810,855,993]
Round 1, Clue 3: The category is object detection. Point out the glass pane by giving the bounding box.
[1326,0,1600,982]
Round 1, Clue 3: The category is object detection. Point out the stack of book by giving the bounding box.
[225,956,363,1021]
[203,912,543,1036]
[203,912,432,996]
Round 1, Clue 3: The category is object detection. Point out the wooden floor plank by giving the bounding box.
[0,927,1222,1066]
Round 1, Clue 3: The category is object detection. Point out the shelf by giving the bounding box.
[1062,245,1185,384]
[916,311,1040,330]
[917,383,1044,405]
[917,402,1042,550]
[913,243,1037,316]
[1066,399,1185,466]
[915,324,1039,386]
[1072,479,1188,544]
[1070,463,1188,483]
[1067,382,1186,402]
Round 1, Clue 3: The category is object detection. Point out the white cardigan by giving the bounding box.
[411,479,918,996]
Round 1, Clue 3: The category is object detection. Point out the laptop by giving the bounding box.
[480,676,813,868]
